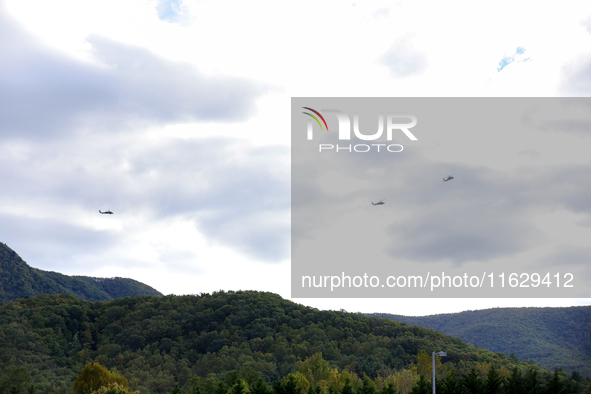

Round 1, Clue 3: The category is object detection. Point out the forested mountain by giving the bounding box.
[368,306,591,376]
[0,291,587,394]
[0,242,163,302]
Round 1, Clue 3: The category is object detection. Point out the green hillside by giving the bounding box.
[368,307,591,376]
[0,242,163,302]
[0,291,585,394]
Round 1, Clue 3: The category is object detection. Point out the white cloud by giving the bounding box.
[0,12,268,140]
[379,34,428,78]
[560,54,591,95]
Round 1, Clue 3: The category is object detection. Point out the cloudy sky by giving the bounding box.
[1,0,591,315]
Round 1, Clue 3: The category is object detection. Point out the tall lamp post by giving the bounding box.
[432,351,447,394]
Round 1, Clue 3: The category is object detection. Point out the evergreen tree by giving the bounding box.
[462,368,482,394]
[228,379,250,394]
[274,376,301,394]
[251,377,272,394]
[440,369,460,394]
[409,375,430,394]
[545,369,564,394]
[484,365,503,394]
[341,377,354,394]
[524,369,542,394]
[216,382,229,394]
[380,383,397,394]
[358,377,377,394]
[503,367,523,394]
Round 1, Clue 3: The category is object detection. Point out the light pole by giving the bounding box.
[432,351,446,394]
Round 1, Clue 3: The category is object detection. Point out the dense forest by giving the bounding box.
[0,242,163,302]
[369,307,591,375]
[0,291,589,394]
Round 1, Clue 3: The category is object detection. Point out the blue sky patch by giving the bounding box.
[497,46,530,72]
[156,0,188,23]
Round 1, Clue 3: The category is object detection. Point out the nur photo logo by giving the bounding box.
[301,107,418,153]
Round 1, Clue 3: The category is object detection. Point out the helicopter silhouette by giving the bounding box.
[99,210,114,215]
[443,176,454,182]
[371,199,385,206]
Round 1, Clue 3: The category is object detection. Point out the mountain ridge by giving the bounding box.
[0,242,163,302]
[367,305,591,375]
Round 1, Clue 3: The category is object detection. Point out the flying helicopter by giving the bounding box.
[371,199,385,205]
[443,176,454,182]
[99,210,114,215]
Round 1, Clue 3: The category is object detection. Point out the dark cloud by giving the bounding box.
[538,245,591,268]
[379,34,427,78]
[521,98,591,135]
[292,98,591,278]
[294,145,591,265]
[0,7,267,140]
[384,200,541,265]
[382,161,591,264]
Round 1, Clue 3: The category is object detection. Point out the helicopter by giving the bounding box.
[371,199,385,206]
[99,210,114,215]
[443,176,454,182]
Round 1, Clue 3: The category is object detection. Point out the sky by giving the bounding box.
[1,0,591,315]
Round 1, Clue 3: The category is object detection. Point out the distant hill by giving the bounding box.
[368,306,591,375]
[0,242,163,302]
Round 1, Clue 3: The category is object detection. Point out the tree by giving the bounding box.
[483,365,503,394]
[440,369,460,394]
[228,379,250,394]
[409,375,430,394]
[216,382,229,394]
[298,354,331,389]
[170,384,181,394]
[545,369,564,394]
[274,376,302,394]
[358,377,377,394]
[0,366,35,394]
[462,368,482,394]
[93,384,139,394]
[416,350,445,379]
[341,377,354,394]
[523,369,542,394]
[504,367,524,394]
[73,363,129,394]
[251,377,272,394]
[380,383,397,394]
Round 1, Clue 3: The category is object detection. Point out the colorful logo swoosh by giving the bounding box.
[302,107,329,131]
